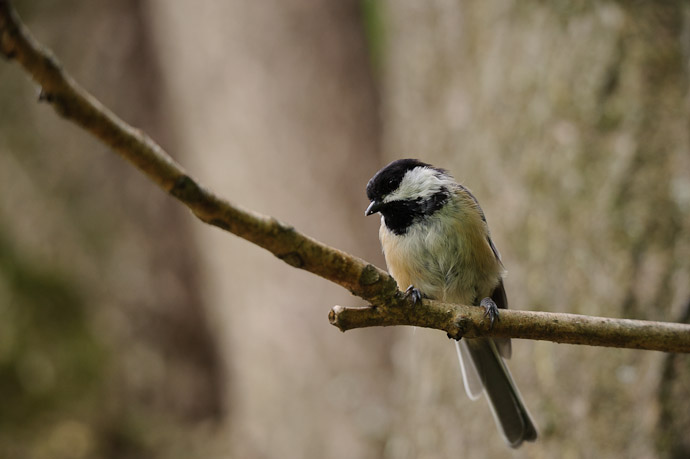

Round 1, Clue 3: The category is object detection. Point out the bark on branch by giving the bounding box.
[2,0,689,353]
[329,302,690,353]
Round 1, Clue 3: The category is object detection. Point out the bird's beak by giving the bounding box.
[365,200,383,216]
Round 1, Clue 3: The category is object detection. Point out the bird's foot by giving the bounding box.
[480,297,500,329]
[404,285,424,305]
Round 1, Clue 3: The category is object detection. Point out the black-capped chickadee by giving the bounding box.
[365,159,537,448]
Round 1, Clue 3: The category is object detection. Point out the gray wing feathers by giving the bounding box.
[463,339,538,448]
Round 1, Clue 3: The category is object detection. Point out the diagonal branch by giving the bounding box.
[2,0,689,353]
[0,0,398,305]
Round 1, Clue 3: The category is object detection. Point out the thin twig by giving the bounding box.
[2,0,689,353]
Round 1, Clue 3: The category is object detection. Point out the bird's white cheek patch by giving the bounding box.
[383,167,453,203]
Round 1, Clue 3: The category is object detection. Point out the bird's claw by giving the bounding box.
[405,285,424,305]
[480,297,500,329]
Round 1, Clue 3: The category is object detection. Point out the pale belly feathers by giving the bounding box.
[379,201,503,305]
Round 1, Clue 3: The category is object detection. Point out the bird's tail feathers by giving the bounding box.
[455,340,482,400]
[459,339,538,448]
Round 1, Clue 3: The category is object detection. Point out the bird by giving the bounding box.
[365,158,537,448]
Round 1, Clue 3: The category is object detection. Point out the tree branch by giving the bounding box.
[329,301,690,353]
[2,1,689,353]
[0,0,398,305]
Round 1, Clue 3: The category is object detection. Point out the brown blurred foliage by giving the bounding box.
[1,1,689,458]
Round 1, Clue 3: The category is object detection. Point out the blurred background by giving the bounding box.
[1,1,689,458]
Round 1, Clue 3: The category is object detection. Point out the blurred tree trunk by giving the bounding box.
[0,1,222,458]
[380,1,690,457]
[3,1,389,457]
[146,1,387,458]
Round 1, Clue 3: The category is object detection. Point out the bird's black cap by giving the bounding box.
[366,158,432,202]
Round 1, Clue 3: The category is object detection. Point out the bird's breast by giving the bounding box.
[379,204,502,305]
